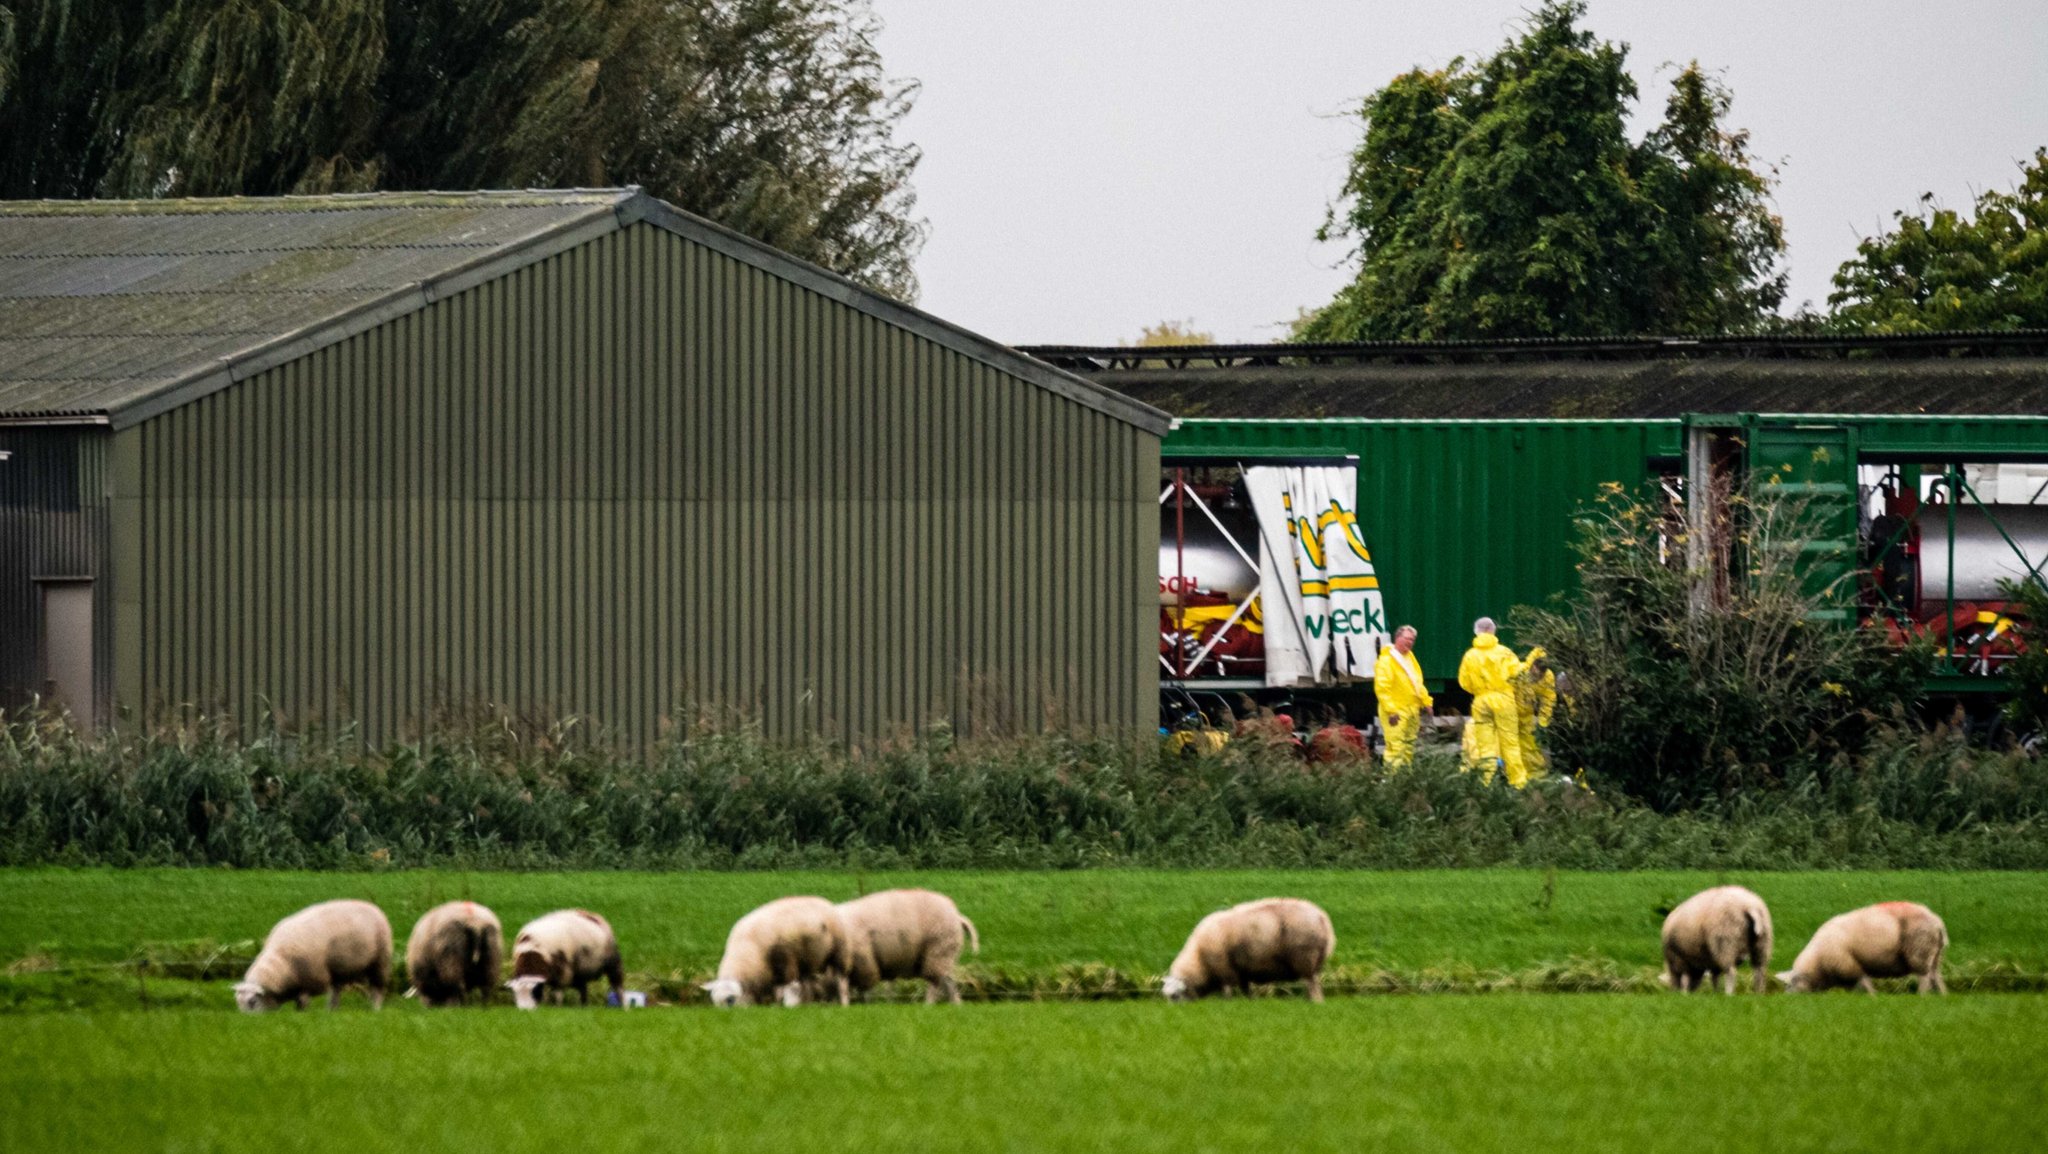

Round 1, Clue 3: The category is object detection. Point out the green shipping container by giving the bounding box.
[1164,418,1681,691]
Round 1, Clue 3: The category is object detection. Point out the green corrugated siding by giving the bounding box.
[1165,419,1674,688]
[1755,414,2048,459]
[0,427,111,718]
[129,223,1157,742]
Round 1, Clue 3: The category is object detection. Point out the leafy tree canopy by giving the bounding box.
[1827,148,2048,333]
[1300,1,1784,341]
[1127,319,1216,347]
[0,0,925,298]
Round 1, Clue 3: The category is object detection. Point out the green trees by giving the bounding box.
[1300,2,1784,341]
[1827,149,2048,333]
[0,0,924,297]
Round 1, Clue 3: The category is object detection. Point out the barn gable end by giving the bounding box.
[1,193,1165,741]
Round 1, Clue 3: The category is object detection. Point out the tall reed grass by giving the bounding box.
[3,709,2043,869]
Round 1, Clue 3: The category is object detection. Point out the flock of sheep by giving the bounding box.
[229,884,1949,1012]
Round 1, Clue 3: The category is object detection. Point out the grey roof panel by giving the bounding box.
[0,192,632,419]
[0,188,1170,435]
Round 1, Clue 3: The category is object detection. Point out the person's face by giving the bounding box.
[1394,630,1416,654]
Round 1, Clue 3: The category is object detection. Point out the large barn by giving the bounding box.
[0,190,1170,742]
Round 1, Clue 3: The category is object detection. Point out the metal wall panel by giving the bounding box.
[131,223,1158,742]
[1164,419,1673,689]
[0,427,110,718]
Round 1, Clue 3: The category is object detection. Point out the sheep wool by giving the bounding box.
[405,900,505,1007]
[1780,901,1948,994]
[704,896,852,1007]
[1660,885,1773,994]
[506,909,625,1009]
[234,899,393,1013]
[837,889,981,1005]
[1164,898,1334,1003]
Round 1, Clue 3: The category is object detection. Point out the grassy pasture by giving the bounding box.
[3,996,2044,1153]
[3,868,2045,1009]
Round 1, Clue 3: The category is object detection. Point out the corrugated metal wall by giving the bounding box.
[1164,419,1674,689]
[0,427,110,718]
[128,222,1159,743]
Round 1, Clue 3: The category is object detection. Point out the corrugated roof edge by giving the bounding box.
[621,196,1171,435]
[101,192,632,429]
[6,188,1171,437]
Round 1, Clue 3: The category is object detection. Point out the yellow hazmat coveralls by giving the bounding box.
[1516,663,1557,777]
[1457,634,1535,788]
[1373,646,1432,768]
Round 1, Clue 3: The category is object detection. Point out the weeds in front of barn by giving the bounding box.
[2,706,2046,870]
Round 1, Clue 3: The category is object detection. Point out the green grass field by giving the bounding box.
[3,868,2046,1005]
[4,997,2044,1153]
[4,869,2044,1152]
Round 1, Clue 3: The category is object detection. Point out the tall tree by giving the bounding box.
[1300,2,1784,341]
[1827,148,2048,332]
[0,0,925,298]
[1128,319,1216,346]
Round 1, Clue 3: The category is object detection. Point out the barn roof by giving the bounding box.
[0,190,1170,434]
[1021,335,2048,420]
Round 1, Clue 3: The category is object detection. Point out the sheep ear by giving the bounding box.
[1775,971,1797,988]
[698,982,715,992]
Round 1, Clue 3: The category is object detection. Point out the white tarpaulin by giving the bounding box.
[1243,464,1389,687]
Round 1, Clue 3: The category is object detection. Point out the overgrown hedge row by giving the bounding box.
[3,712,2046,870]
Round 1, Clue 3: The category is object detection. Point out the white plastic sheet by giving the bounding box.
[1244,465,1389,687]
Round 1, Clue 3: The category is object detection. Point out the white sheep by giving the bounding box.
[837,888,981,1004]
[505,909,625,1009]
[1660,885,1773,994]
[234,899,393,1012]
[1162,897,1334,1002]
[1779,901,1949,994]
[702,896,851,1007]
[404,900,504,1007]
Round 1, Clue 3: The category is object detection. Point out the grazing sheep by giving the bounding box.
[1660,885,1773,994]
[234,899,393,1013]
[702,896,851,1008]
[505,910,624,1009]
[1162,898,1334,1003]
[837,889,981,1005]
[1779,901,1949,994]
[404,900,504,1007]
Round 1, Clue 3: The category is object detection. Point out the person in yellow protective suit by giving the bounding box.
[1456,617,1538,788]
[1515,654,1558,778]
[1373,625,1431,768]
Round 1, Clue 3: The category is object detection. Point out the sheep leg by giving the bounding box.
[368,986,385,1011]
[926,975,960,1005]
[1305,974,1325,1004]
[834,972,850,1007]
[296,993,311,1011]
[576,981,590,1006]
[328,989,342,1011]
[1720,970,1736,996]
[1931,970,1948,995]
[1857,976,1878,996]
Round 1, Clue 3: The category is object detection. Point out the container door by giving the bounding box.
[1747,423,1859,622]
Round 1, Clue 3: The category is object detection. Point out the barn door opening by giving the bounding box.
[38,579,94,724]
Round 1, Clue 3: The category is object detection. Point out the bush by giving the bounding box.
[1515,483,1927,809]
[3,707,2046,870]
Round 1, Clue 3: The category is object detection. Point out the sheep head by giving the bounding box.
[505,975,548,1009]
[233,981,277,1013]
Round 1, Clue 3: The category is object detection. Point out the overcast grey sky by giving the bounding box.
[873,1,2048,346]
